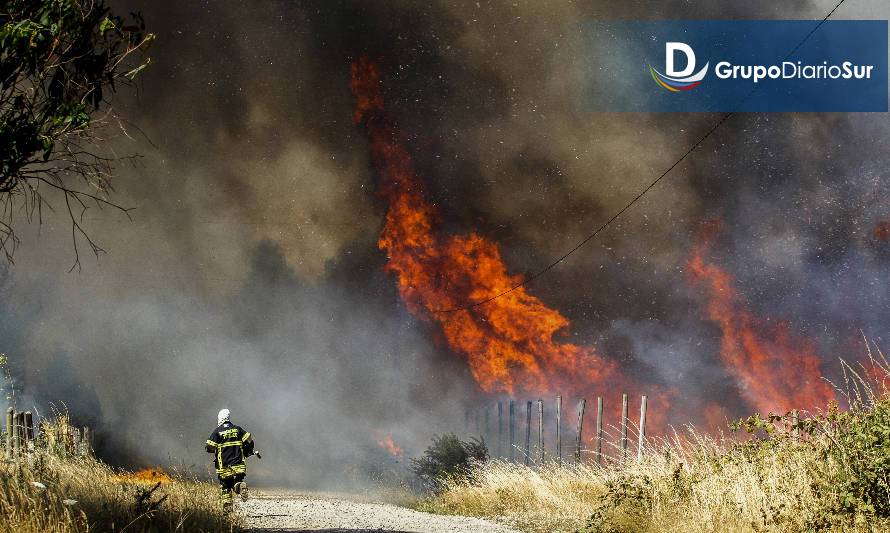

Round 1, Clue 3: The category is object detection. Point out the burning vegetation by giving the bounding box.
[115,467,175,485]
[350,56,657,425]
[0,425,234,532]
[687,222,836,415]
[372,430,404,457]
[351,57,840,433]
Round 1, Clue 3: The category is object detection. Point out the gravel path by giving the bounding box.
[240,490,518,533]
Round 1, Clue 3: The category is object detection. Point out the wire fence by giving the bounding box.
[463,393,649,467]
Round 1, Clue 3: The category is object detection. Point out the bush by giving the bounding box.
[411,434,487,490]
[814,399,890,521]
[730,393,890,526]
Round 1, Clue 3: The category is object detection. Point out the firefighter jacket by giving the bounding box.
[206,421,254,478]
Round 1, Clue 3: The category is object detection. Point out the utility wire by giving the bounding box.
[434,0,849,314]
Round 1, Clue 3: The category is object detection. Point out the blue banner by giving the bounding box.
[582,20,888,112]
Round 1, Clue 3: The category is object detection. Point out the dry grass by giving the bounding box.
[421,436,864,532]
[0,450,241,532]
[421,351,890,532]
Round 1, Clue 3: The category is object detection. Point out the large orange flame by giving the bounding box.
[350,57,659,431]
[688,221,835,414]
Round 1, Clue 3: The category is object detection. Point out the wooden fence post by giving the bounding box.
[556,395,562,466]
[14,411,25,456]
[596,397,603,465]
[69,424,76,456]
[497,401,503,458]
[82,427,92,456]
[576,399,587,463]
[524,401,532,466]
[620,393,629,460]
[484,407,490,446]
[5,407,12,459]
[537,399,544,464]
[637,396,647,460]
[11,410,17,456]
[508,400,515,462]
[791,409,800,438]
[23,411,33,450]
[73,428,82,456]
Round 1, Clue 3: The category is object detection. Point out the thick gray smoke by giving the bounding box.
[0,0,888,488]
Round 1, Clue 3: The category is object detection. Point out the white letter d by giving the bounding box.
[666,42,696,78]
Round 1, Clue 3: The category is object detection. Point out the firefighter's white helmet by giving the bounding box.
[217,408,230,426]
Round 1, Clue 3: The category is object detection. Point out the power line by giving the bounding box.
[435,0,850,314]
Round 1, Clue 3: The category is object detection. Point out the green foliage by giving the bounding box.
[411,433,488,489]
[727,401,890,526]
[0,0,153,262]
[729,412,782,435]
[815,399,890,521]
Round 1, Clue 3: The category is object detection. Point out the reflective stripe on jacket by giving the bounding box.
[205,422,254,478]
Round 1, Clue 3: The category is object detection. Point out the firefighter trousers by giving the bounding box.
[218,473,245,505]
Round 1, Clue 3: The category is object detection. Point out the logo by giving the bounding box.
[649,42,709,92]
[583,20,887,111]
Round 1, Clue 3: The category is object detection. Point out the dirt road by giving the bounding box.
[241,490,518,533]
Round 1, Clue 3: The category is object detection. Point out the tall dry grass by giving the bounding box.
[422,433,860,532]
[0,446,240,532]
[420,348,890,532]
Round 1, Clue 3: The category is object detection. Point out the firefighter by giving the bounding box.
[205,408,257,511]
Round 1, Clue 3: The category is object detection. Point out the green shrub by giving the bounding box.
[816,399,890,521]
[411,433,487,490]
[729,398,890,528]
